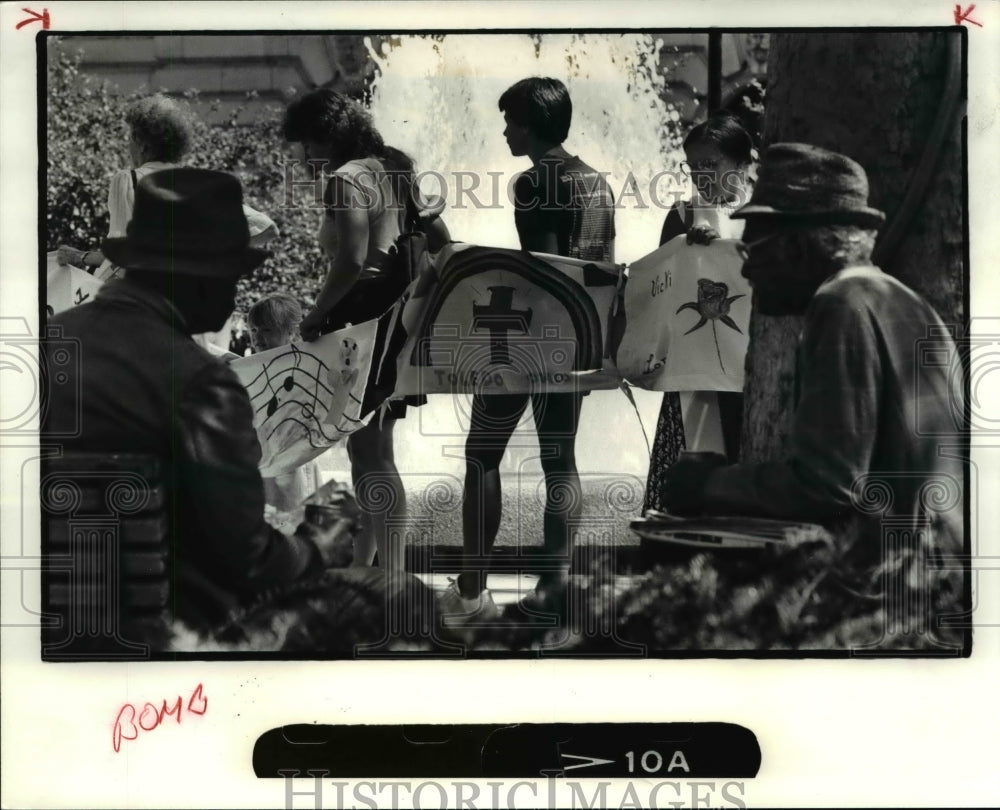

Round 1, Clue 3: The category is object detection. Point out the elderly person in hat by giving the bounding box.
[660,144,962,564]
[43,168,346,634]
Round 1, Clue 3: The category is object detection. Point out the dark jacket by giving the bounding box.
[43,279,323,627]
[703,267,964,562]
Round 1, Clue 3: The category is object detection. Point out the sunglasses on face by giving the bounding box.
[735,231,784,262]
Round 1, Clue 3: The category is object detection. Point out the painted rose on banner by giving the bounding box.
[614,238,751,392]
[676,278,746,373]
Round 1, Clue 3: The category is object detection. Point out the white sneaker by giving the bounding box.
[437,579,499,626]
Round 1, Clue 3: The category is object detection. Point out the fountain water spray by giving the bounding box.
[361,34,680,480]
[367,33,687,265]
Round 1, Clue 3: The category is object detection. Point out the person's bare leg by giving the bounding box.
[531,391,584,598]
[348,417,406,572]
[459,394,527,599]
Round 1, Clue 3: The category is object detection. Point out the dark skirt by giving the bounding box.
[644,391,744,513]
[644,392,686,513]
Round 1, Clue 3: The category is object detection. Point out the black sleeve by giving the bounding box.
[658,202,688,246]
[175,362,323,597]
[513,162,570,253]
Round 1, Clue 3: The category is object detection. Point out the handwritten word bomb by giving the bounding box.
[112,683,207,752]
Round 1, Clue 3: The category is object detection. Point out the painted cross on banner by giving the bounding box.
[471,285,533,364]
[392,243,623,395]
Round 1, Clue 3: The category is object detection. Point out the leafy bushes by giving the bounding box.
[458,537,964,654]
[46,39,327,320]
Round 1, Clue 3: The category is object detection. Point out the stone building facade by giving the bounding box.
[57,32,766,126]
[54,34,376,123]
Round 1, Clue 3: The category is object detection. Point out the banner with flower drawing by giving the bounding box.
[225,240,750,476]
[614,237,751,392]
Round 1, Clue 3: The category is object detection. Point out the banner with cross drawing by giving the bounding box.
[389,243,624,396]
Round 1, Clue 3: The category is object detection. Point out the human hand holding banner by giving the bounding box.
[46,250,104,316]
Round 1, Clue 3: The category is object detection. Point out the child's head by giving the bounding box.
[247,293,302,352]
[498,77,572,153]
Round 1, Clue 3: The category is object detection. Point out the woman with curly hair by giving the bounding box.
[58,94,194,280]
[282,88,449,573]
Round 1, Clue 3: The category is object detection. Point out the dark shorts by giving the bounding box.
[320,274,426,419]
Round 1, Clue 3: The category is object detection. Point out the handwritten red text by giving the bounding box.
[16,8,50,30]
[112,683,207,752]
[954,4,983,26]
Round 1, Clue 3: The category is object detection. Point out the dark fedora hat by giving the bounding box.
[732,143,886,227]
[103,168,269,277]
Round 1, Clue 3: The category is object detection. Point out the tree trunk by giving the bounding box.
[742,31,965,463]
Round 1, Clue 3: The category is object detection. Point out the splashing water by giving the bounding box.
[347,34,680,482]
[367,33,687,264]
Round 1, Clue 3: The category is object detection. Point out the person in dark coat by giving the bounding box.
[43,168,346,634]
[661,144,964,576]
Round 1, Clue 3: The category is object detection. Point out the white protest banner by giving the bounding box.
[46,251,104,316]
[391,242,624,395]
[615,237,751,392]
[229,321,378,477]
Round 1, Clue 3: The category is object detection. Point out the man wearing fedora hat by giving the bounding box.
[660,143,963,569]
[43,168,344,635]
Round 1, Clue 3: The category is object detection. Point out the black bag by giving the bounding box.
[321,197,436,333]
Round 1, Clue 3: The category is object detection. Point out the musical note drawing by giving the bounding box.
[246,346,336,440]
[231,325,378,475]
[264,373,280,418]
[261,344,303,417]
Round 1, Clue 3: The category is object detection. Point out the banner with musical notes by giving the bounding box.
[46,252,104,316]
[614,237,751,392]
[225,239,750,475]
[229,322,378,477]
[390,243,624,395]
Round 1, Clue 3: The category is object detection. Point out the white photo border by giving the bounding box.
[2,2,999,808]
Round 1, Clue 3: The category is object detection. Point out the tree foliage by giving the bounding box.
[46,39,328,319]
[454,537,963,654]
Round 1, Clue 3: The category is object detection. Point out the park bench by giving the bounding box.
[41,452,171,659]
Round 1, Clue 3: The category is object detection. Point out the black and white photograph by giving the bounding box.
[2,2,998,808]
